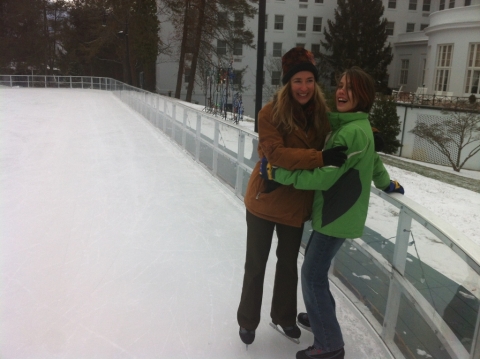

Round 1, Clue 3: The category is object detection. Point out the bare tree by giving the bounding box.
[185,0,206,102]
[163,0,257,101]
[410,109,480,172]
[262,54,281,101]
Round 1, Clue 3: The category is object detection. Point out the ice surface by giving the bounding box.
[0,88,393,358]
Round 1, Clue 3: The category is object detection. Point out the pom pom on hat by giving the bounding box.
[281,47,319,85]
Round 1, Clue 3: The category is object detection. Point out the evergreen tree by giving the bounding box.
[130,0,161,91]
[59,0,160,89]
[0,0,68,75]
[321,0,392,91]
[369,95,402,154]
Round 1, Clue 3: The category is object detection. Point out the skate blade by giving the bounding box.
[297,320,312,332]
[269,322,300,344]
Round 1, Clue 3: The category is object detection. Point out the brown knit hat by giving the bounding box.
[281,47,319,85]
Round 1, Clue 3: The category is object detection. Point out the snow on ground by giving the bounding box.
[198,104,480,247]
[188,102,480,295]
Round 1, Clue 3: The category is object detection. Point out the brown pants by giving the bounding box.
[237,210,304,330]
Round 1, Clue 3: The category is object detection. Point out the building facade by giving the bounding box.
[156,0,480,118]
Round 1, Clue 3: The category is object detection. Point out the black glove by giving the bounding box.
[384,180,405,194]
[322,146,348,167]
[372,128,385,152]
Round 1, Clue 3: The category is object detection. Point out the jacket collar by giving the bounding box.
[327,112,368,131]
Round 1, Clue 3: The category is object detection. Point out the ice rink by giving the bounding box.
[0,88,392,358]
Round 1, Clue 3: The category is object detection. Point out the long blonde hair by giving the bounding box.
[271,81,330,137]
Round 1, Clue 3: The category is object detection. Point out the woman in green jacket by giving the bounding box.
[261,67,404,359]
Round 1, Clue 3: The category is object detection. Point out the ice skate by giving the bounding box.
[239,327,255,349]
[269,322,301,344]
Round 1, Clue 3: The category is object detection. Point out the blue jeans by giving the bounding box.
[302,231,346,351]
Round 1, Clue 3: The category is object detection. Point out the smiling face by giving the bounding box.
[290,71,315,105]
[336,75,359,113]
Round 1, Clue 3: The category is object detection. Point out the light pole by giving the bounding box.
[254,0,266,133]
[224,58,234,120]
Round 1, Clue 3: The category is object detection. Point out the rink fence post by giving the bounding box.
[235,133,245,197]
[182,106,187,149]
[471,313,480,359]
[213,121,219,176]
[195,113,201,163]
[381,209,411,343]
[171,104,176,140]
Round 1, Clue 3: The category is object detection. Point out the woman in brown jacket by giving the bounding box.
[237,47,348,346]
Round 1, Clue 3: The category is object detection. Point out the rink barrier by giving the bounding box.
[2,75,479,359]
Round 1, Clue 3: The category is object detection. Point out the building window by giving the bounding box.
[184,68,191,83]
[434,44,453,92]
[420,24,429,30]
[265,14,268,30]
[465,43,480,94]
[296,43,305,48]
[273,42,283,57]
[313,17,322,32]
[406,23,415,32]
[386,22,394,36]
[400,59,409,85]
[465,0,472,5]
[234,13,244,28]
[439,0,445,10]
[218,12,227,27]
[233,42,243,56]
[233,70,242,86]
[297,16,307,31]
[217,40,227,55]
[271,71,281,85]
[449,0,455,8]
[299,0,308,2]
[409,0,417,10]
[315,0,324,3]
[274,15,284,30]
[422,0,431,11]
[388,0,396,9]
[311,44,321,57]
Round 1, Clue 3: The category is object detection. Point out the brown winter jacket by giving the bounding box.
[244,101,330,227]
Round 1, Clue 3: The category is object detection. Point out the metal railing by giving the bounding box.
[2,75,479,359]
[390,91,480,111]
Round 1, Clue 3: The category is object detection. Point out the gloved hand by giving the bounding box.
[384,180,405,194]
[372,128,385,152]
[259,157,277,180]
[323,146,348,167]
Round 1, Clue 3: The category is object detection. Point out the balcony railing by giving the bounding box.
[390,91,480,111]
[2,75,480,359]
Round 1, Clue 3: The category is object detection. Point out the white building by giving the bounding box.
[156,0,480,118]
